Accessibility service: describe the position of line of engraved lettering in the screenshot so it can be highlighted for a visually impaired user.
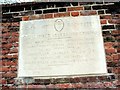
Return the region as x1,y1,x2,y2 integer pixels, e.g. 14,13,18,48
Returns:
21,31,100,38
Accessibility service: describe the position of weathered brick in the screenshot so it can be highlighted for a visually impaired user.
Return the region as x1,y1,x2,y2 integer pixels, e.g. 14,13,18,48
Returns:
117,48,120,53
71,12,79,16
21,85,46,88
11,22,19,27
68,6,83,11
13,43,19,47
2,50,9,55
80,11,97,16
9,37,18,43
103,82,113,88
11,32,19,37
2,39,8,44
10,48,18,53
2,43,13,49
2,23,11,27
2,27,10,32
106,55,113,61
54,12,70,18
10,67,17,71
0,79,7,84
46,84,55,88
115,36,120,41
7,79,15,84
2,33,10,38
44,14,53,19
12,55,18,59
0,55,6,59
112,54,119,60
55,83,73,88
112,67,119,74
100,15,112,19
29,15,44,20
2,72,17,78
71,83,84,88
5,55,13,59
108,19,120,24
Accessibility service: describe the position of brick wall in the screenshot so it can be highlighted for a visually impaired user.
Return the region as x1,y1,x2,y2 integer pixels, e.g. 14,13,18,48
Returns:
1,2,120,89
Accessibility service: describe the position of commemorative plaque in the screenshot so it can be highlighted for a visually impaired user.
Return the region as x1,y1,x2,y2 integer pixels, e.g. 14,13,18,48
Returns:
18,16,107,78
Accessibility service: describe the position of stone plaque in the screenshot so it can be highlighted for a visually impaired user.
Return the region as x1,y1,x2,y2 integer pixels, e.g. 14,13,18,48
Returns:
18,16,107,78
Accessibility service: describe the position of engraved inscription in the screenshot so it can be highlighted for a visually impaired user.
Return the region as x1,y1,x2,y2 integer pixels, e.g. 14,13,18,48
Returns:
54,19,64,32
18,16,107,77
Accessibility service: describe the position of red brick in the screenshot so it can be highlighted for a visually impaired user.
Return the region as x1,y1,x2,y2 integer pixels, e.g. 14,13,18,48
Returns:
54,12,70,18
2,50,9,55
0,55,6,59
13,43,19,47
112,67,119,74
113,80,120,86
108,19,120,24
106,55,113,61
112,54,119,60
117,48,120,53
2,23,11,26
2,86,9,90
44,14,53,19
104,42,113,49
115,36,120,40
2,33,10,38
46,84,55,88
11,32,19,37
0,79,7,84
0,67,9,72
100,19,107,24
2,39,7,44
2,60,10,66
10,67,17,71
12,55,18,59
2,60,17,66
68,6,83,11
5,55,13,59
10,48,18,53
113,42,119,47
11,22,19,27
22,85,46,88
105,48,116,54
80,11,97,16
104,82,113,88
72,83,83,88
29,15,44,20
9,37,18,43
56,84,72,88
0,33,2,38
2,72,17,78
0,61,2,66
2,28,10,33
2,43,13,49
100,15,112,19
7,79,15,84
22,16,29,21
118,53,120,59
71,12,79,16
83,82,105,88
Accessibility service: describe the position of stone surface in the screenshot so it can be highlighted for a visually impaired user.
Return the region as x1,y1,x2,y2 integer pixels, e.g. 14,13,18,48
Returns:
18,16,107,78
